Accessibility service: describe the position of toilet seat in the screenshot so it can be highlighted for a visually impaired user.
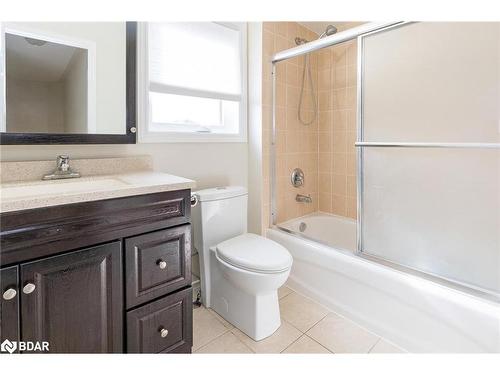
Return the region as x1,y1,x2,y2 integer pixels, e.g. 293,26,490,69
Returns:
215,233,293,274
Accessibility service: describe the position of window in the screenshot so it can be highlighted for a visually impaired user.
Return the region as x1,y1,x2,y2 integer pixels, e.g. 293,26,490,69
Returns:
138,22,247,142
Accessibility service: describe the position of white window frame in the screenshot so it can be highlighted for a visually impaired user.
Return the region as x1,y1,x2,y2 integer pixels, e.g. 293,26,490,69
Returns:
138,22,248,143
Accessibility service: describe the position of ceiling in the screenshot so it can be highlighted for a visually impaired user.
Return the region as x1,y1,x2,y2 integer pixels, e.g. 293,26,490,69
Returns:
6,33,79,82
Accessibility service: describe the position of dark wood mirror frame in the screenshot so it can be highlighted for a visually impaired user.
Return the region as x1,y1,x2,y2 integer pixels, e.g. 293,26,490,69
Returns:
0,22,137,145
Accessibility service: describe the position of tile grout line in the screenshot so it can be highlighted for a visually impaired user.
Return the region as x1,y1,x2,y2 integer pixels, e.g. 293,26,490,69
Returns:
279,333,305,353
367,337,382,354
229,329,258,353
287,285,399,350
306,334,335,354
193,327,231,353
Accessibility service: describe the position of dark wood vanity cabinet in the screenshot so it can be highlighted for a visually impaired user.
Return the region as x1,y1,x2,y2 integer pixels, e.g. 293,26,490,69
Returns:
0,266,20,351
0,189,193,354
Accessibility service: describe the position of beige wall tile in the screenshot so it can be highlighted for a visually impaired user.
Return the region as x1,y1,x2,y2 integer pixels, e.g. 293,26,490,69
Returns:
319,192,332,212
318,110,332,132
346,197,357,219
333,109,347,131
347,175,357,197
263,22,275,33
318,152,332,173
333,44,347,66
332,194,347,216
333,66,347,88
318,69,331,91
275,22,288,38
261,23,357,225
333,175,347,196
346,41,357,66
347,64,357,87
346,153,356,175
287,22,297,40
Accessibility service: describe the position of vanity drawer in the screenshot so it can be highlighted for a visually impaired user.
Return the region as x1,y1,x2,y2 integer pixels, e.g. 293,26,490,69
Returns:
125,225,191,309
126,287,192,353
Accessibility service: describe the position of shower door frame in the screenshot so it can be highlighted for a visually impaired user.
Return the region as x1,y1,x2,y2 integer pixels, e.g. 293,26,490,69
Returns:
355,22,500,301
270,22,403,227
270,21,500,303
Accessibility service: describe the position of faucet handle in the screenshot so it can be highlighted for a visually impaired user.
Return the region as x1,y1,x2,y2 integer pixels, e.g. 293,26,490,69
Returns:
57,155,70,171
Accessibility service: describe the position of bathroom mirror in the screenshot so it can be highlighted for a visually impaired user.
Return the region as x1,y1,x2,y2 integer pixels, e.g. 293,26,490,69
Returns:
0,22,136,144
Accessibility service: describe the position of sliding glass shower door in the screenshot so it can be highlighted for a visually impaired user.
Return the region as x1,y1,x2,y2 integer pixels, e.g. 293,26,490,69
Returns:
358,22,500,295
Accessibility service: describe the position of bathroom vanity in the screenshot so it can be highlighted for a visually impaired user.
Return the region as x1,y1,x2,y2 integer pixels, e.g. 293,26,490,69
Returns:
0,157,195,353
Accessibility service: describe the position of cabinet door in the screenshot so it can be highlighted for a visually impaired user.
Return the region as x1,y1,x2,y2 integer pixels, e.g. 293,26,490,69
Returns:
1,266,20,352
20,242,123,353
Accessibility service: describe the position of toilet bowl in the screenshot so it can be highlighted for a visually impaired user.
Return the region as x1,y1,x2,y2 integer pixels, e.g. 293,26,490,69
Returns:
192,186,293,341
210,233,292,340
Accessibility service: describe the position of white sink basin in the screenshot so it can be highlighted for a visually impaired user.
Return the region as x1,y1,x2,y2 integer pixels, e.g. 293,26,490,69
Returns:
0,177,129,201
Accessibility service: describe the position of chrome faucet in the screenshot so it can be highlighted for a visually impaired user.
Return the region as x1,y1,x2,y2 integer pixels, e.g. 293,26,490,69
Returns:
42,155,81,180
296,194,312,203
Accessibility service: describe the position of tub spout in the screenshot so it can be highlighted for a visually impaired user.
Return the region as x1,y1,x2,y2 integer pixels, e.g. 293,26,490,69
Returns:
296,194,312,203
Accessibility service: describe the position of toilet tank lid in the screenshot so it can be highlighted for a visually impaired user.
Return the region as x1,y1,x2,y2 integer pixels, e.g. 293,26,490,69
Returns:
194,186,248,202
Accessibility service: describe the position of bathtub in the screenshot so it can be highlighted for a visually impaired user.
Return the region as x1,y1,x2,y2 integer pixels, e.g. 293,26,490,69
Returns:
267,213,500,353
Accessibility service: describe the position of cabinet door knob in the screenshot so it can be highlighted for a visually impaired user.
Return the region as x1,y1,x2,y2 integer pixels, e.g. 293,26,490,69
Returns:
2,288,17,300
159,328,169,338
157,260,167,270
22,283,36,294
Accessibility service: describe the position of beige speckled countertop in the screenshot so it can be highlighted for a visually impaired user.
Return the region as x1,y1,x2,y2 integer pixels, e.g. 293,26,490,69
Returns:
0,156,196,213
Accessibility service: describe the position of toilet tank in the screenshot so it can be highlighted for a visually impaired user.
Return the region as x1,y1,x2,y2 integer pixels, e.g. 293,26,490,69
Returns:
192,186,248,256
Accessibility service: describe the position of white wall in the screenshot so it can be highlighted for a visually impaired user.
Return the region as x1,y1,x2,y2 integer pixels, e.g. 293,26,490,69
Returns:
1,22,265,228
6,78,65,133
63,49,88,133
247,22,263,234
4,22,126,134
0,143,248,190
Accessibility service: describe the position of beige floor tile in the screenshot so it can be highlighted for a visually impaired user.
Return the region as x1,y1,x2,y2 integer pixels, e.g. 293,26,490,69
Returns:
278,285,293,299
279,292,330,332
208,308,234,329
369,339,406,353
231,320,302,353
307,313,379,353
282,335,331,354
193,306,230,350
195,332,252,354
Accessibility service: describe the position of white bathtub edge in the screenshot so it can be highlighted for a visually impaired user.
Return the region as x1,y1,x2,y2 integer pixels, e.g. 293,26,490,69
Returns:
268,228,500,353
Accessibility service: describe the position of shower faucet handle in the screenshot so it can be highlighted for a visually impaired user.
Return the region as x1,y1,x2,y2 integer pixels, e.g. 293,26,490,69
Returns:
291,168,305,188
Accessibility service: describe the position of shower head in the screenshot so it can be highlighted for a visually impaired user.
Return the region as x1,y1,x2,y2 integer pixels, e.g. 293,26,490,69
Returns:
319,24,337,38
295,24,338,46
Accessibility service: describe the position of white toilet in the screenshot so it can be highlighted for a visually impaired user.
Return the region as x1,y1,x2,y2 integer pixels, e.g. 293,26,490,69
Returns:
192,186,292,341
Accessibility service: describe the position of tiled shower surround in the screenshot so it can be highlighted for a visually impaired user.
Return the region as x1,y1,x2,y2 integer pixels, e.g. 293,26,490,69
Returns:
262,22,360,232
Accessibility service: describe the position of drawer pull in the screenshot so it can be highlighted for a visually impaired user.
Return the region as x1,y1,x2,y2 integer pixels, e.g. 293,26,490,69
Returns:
22,283,36,294
157,260,167,270
159,327,169,338
2,288,17,300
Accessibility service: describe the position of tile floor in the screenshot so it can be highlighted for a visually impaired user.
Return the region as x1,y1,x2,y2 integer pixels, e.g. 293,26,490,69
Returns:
193,286,406,354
